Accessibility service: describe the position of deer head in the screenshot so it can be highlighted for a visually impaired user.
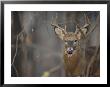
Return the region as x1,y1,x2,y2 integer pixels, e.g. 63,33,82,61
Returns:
51,14,90,57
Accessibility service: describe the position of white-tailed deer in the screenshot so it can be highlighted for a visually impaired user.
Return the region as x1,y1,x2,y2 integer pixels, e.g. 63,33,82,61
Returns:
51,13,99,76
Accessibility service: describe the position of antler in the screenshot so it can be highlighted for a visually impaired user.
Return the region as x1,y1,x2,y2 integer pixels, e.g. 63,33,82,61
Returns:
51,13,91,41
51,14,67,33
75,13,90,39
51,14,67,40
83,13,90,28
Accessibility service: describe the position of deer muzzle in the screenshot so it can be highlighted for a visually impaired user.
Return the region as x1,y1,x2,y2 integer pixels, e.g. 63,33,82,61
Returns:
67,47,74,54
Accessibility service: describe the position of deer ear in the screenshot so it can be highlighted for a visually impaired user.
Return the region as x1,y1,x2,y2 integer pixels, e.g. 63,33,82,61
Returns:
54,28,65,40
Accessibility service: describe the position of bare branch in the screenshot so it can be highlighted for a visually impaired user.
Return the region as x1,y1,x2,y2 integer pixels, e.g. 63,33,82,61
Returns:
86,14,100,37
11,29,24,77
13,64,19,76
11,30,24,66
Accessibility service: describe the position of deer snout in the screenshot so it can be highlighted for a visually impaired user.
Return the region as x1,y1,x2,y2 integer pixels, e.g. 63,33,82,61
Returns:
67,47,74,54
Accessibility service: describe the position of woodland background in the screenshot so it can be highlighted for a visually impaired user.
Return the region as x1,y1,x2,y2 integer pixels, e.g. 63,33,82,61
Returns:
11,11,100,77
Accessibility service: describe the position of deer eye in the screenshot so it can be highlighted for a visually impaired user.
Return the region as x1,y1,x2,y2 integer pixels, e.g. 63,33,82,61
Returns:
73,40,76,45
74,40,77,42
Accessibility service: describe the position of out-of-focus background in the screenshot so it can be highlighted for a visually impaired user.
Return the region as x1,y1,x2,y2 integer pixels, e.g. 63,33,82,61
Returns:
11,11,99,77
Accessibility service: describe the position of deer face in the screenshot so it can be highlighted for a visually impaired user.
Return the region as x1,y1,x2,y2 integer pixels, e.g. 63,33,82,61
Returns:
64,40,78,57
51,13,90,57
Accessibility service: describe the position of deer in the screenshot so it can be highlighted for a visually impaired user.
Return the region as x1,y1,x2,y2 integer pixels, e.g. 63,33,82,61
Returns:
51,13,100,77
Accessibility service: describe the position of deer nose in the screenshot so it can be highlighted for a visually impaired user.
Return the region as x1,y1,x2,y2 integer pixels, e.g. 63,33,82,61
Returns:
67,47,74,54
